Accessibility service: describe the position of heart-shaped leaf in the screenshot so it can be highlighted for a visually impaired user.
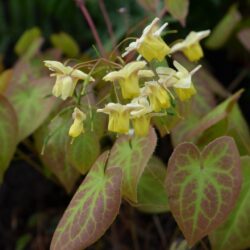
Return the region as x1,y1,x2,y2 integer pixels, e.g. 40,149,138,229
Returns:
165,136,242,246
0,95,18,181
209,156,250,250
135,156,169,213
107,128,157,203
5,58,57,142
50,151,122,250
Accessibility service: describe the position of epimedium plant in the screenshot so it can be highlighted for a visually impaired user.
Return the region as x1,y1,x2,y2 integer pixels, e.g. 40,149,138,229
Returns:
40,18,249,249
0,15,250,250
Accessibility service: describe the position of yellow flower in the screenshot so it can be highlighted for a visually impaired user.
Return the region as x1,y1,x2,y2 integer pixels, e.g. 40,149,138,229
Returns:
69,108,86,138
143,81,171,112
128,97,152,136
122,18,170,62
44,60,95,100
103,61,154,99
157,61,201,101
97,103,138,134
170,30,210,62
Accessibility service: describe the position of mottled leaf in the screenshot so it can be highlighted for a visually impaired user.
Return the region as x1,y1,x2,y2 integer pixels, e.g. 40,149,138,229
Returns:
68,132,100,174
50,32,80,57
50,151,122,250
165,0,189,26
107,128,157,202
0,96,18,182
206,5,241,49
165,136,242,246
135,157,169,213
6,59,56,142
209,156,250,250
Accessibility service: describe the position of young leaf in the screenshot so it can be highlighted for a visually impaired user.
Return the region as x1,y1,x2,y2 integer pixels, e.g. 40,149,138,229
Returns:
107,128,157,203
50,32,80,57
209,156,250,250
206,4,241,49
135,156,169,213
50,151,122,250
14,27,42,56
165,0,189,26
0,95,18,182
165,136,242,246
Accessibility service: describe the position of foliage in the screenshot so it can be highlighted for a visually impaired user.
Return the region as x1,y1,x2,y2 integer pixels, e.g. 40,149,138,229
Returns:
0,0,250,249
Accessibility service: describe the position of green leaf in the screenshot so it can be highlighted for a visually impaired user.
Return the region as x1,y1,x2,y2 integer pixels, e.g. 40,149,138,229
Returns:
50,32,80,57
135,156,169,213
171,83,217,146
0,69,12,94
15,234,32,250
68,132,100,174
226,104,250,155
50,151,122,250
35,112,80,193
209,156,250,250
6,59,56,142
15,27,42,56
206,4,241,49
165,0,189,26
181,90,242,144
165,136,242,246
0,95,18,182
107,128,157,203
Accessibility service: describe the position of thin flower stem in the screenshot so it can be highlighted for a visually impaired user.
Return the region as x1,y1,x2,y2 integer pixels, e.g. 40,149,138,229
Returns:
98,0,116,47
75,0,107,58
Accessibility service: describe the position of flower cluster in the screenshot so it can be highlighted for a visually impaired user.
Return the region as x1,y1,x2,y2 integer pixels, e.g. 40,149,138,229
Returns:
44,17,210,138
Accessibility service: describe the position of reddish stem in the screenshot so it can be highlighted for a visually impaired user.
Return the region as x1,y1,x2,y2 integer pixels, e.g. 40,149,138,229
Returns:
99,0,116,47
75,0,107,58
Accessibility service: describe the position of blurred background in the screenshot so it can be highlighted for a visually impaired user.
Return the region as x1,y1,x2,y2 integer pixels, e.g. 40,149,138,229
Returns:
0,0,249,249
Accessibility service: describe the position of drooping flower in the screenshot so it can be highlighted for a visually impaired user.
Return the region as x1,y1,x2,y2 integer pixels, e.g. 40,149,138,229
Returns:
44,60,95,100
69,107,86,138
122,18,170,62
128,97,152,136
97,103,139,134
142,81,171,112
103,61,154,99
170,30,210,62
157,61,201,101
